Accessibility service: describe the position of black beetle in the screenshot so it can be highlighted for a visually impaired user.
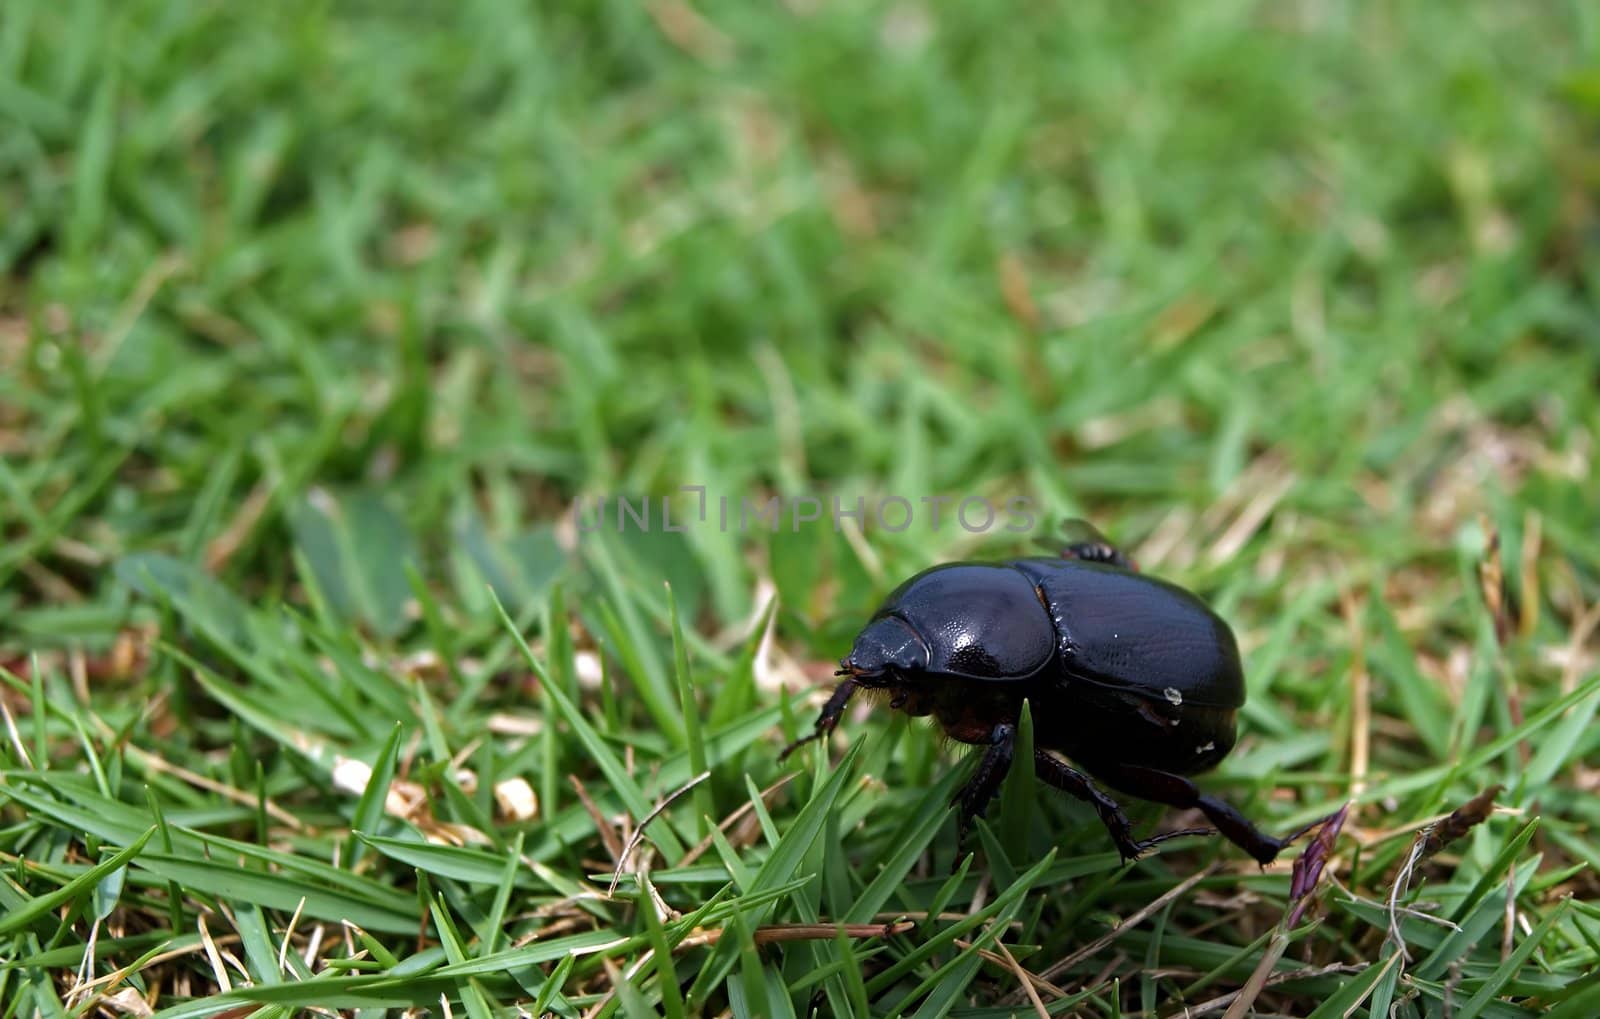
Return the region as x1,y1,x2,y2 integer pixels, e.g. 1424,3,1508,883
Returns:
782,523,1315,864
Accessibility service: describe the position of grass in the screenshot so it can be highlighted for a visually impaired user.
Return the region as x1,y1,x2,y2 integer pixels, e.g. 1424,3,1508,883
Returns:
2,0,1600,1014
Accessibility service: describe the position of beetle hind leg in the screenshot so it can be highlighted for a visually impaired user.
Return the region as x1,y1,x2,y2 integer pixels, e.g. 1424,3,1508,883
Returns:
1060,542,1134,569
1033,751,1209,863
1084,761,1316,866
1054,519,1137,570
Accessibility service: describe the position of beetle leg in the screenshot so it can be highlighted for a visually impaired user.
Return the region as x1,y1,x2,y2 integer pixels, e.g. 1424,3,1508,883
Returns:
1032,751,1205,862
1055,519,1138,571
953,723,1016,848
1060,540,1136,571
1084,762,1316,866
779,679,858,760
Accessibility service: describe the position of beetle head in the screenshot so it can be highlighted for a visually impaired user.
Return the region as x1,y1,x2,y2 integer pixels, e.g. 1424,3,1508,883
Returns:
839,615,929,686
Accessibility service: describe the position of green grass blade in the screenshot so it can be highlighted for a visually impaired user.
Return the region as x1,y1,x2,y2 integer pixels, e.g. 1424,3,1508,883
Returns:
0,827,152,937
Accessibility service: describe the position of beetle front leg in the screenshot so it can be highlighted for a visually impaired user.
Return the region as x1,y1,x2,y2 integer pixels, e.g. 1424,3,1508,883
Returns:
1086,762,1320,866
779,679,858,760
952,723,1016,848
1033,752,1210,863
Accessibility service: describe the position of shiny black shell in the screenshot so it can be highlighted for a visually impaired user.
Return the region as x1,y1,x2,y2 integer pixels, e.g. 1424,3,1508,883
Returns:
873,557,1244,709
1012,558,1244,708
873,564,1056,681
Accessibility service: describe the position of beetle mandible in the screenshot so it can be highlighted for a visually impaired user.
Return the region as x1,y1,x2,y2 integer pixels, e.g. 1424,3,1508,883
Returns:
782,522,1316,864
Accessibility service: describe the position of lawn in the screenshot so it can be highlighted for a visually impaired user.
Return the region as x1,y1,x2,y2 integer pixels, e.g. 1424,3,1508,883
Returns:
2,1,1599,1015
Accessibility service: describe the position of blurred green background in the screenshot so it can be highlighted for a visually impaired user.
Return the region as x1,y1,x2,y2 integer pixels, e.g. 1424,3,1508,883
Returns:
3,1,1600,1015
